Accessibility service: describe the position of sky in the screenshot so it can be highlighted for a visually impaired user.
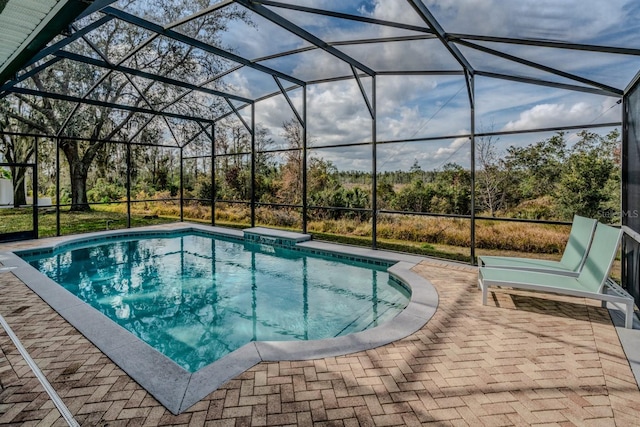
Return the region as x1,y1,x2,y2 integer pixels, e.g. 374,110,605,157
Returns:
25,0,640,172
200,0,640,172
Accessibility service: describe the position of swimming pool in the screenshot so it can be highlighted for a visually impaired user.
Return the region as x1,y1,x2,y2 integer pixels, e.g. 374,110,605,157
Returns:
3,224,438,414
21,231,410,372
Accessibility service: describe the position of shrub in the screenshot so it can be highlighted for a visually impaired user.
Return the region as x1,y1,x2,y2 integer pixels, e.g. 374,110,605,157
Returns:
256,207,300,228
87,178,126,203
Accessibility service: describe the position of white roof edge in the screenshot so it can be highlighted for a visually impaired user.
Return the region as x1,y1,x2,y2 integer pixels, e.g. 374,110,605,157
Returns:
0,0,71,77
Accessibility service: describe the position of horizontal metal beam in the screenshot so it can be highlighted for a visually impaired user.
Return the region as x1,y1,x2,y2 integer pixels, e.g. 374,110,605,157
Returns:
330,34,437,46
0,57,63,94
101,6,305,86
24,15,115,70
379,209,573,226
164,0,234,30
251,34,437,66
376,70,465,76
378,133,471,145
55,50,253,103
9,87,211,123
236,0,376,76
477,71,622,97
0,130,178,147
2,119,620,148
255,0,434,35
448,33,640,57
474,121,621,138
457,40,623,95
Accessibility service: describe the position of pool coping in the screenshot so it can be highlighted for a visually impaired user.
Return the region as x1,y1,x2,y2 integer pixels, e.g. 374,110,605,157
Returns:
0,223,439,414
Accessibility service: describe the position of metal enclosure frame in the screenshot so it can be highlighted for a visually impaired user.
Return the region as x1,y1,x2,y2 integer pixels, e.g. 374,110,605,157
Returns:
0,0,637,304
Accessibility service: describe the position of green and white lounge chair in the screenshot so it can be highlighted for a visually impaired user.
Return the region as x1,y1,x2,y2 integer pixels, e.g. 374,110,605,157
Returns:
478,223,635,329
478,215,597,276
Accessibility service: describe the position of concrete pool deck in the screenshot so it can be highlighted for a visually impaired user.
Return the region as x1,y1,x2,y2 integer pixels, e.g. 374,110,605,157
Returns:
1,223,640,425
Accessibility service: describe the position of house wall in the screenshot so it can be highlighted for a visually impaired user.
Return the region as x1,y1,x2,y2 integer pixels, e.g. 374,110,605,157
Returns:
0,178,12,205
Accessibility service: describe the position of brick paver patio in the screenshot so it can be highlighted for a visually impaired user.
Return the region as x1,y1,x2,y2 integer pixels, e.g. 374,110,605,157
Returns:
1,257,639,426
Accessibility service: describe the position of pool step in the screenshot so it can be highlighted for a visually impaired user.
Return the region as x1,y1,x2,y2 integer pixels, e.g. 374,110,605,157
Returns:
243,227,311,247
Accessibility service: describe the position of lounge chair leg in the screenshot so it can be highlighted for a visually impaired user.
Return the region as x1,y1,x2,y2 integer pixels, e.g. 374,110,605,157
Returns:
478,272,489,305
625,303,634,329
481,284,488,305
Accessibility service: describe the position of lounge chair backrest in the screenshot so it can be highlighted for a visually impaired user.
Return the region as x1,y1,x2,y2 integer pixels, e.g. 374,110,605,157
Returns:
577,223,622,292
559,215,598,271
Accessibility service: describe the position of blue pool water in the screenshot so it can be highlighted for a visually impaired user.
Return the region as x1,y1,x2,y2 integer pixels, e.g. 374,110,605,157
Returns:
21,232,410,372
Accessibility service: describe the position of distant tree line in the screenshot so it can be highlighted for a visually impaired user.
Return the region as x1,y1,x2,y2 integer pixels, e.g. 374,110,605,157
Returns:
201,125,620,224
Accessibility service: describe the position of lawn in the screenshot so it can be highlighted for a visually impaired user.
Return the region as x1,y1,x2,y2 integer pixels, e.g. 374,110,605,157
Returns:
0,206,174,238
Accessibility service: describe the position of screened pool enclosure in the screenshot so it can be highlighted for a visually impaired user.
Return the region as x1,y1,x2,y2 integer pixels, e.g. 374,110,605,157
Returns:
1,0,640,306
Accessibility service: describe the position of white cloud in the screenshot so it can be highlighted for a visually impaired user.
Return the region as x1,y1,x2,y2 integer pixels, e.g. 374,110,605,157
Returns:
253,79,373,147
307,82,372,145
475,76,623,131
376,75,470,140
376,76,439,113
290,50,353,81
433,136,470,160
502,101,621,131
364,1,427,27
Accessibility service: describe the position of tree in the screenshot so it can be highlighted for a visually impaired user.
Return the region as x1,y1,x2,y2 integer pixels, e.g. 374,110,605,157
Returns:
278,119,304,204
554,130,620,222
143,146,178,193
432,163,471,215
211,121,275,202
504,132,567,200
0,100,37,207
308,157,339,195
376,178,395,210
2,1,249,211
475,134,509,216
391,178,435,213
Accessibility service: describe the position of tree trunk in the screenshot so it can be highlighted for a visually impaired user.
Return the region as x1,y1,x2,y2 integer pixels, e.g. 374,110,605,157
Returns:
69,161,91,212
12,166,27,207
60,140,94,212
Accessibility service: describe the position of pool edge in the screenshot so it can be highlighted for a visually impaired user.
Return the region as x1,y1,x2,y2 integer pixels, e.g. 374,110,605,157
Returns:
1,223,440,415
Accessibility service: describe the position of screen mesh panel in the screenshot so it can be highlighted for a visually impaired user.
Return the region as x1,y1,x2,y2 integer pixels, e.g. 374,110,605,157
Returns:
623,81,640,305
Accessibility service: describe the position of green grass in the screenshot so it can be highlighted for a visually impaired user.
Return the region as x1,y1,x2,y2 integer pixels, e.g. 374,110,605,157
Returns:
0,208,36,234
0,207,174,237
